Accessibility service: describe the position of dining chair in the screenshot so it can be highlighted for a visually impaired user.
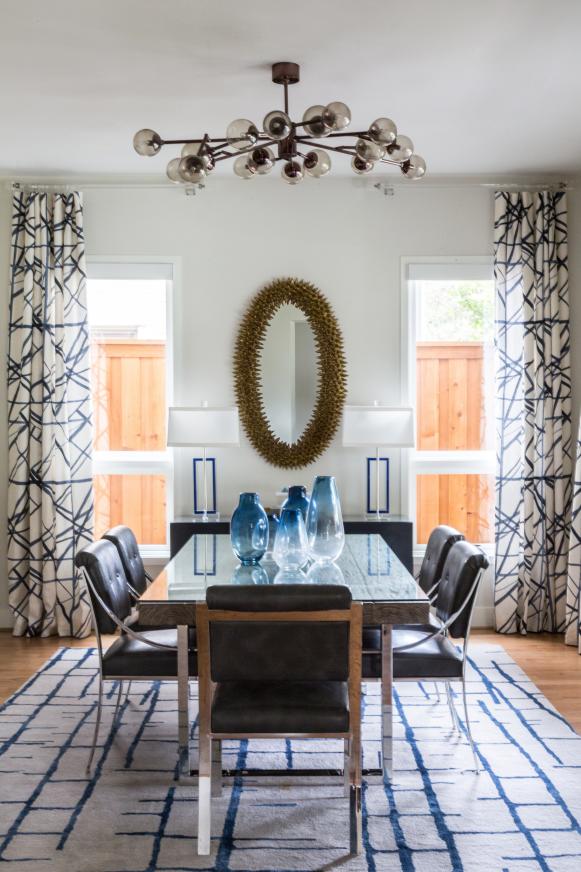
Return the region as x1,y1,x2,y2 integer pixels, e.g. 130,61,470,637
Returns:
362,525,465,686
195,584,363,856
75,540,197,773
417,524,465,602
102,525,152,597
392,539,489,771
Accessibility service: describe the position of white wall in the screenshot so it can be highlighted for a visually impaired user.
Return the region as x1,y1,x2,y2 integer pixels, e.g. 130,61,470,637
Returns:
1,177,579,629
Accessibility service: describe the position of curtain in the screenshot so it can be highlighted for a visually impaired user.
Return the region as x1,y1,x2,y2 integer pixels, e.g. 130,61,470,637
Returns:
494,190,571,634
7,191,94,637
565,417,581,651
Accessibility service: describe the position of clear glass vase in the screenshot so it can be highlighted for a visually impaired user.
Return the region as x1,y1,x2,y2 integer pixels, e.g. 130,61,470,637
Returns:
273,508,309,570
306,475,345,564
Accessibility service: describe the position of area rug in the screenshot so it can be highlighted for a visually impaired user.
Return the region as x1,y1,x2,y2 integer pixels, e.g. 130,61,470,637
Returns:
0,645,580,872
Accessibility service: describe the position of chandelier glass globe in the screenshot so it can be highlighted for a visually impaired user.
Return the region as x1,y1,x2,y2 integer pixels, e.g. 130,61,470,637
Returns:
355,138,385,162
351,155,374,174
263,111,292,140
233,155,257,179
166,158,182,183
133,129,162,156
387,135,414,163
249,147,275,174
226,119,259,150
369,117,397,145
304,149,332,177
302,105,331,137
402,154,427,180
178,155,207,183
281,160,304,184
324,101,351,131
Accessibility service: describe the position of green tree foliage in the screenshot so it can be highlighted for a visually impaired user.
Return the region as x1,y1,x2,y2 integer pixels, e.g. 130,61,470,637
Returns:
418,281,494,342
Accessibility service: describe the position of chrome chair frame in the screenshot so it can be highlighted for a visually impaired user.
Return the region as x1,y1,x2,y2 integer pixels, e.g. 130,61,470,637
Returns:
79,566,181,774
392,565,485,772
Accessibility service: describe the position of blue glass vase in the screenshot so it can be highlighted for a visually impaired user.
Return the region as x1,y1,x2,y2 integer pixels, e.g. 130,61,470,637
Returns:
273,508,309,570
231,492,268,565
306,475,345,564
281,485,310,522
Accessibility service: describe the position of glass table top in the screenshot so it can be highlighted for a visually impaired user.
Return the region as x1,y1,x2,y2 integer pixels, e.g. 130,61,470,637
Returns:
142,534,427,605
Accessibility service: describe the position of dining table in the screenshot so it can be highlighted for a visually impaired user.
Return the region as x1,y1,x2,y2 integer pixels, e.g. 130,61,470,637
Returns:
137,532,430,781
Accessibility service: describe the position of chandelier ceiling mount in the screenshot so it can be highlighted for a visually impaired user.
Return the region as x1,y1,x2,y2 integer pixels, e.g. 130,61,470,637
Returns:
133,62,426,186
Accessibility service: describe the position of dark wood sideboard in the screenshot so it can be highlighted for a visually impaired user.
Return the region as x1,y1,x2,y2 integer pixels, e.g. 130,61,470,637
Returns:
170,514,414,574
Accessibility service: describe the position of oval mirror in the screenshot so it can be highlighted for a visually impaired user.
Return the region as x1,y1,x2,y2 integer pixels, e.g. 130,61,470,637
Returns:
259,304,317,444
234,277,347,469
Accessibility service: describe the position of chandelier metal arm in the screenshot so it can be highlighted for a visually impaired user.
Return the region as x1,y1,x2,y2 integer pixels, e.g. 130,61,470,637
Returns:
211,137,281,162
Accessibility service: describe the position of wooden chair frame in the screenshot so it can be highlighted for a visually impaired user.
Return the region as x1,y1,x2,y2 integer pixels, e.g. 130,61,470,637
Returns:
195,602,363,856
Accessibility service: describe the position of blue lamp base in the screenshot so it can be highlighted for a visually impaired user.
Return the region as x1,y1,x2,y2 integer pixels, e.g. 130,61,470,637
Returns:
366,455,390,519
193,455,220,521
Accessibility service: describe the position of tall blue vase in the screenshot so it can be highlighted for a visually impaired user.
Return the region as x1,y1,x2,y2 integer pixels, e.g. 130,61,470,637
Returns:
305,475,345,564
281,485,310,522
231,492,269,565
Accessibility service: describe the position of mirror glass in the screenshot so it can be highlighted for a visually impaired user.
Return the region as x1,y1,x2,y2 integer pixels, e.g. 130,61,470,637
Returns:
259,304,317,444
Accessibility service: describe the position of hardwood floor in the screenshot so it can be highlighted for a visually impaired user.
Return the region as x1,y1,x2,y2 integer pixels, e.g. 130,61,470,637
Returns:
1,628,580,732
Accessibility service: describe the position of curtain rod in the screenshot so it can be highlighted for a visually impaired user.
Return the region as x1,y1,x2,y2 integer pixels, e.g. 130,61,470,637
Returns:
7,179,572,192
9,181,196,191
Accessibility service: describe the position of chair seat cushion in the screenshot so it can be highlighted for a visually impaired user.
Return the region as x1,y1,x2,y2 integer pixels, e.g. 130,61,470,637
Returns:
103,629,197,678
392,625,463,680
211,680,349,734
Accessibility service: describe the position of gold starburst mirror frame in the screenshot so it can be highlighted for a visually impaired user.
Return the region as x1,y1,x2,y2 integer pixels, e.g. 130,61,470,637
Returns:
233,277,347,469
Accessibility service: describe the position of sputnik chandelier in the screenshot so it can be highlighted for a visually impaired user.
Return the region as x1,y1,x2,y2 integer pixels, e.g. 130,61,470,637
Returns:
132,62,426,185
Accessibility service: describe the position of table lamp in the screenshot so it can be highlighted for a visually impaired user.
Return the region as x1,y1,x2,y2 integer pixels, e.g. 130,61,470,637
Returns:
167,405,239,521
342,405,415,519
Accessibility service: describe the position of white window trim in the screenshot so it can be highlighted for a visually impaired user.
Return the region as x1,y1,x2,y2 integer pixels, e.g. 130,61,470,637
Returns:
400,256,495,552
87,255,181,559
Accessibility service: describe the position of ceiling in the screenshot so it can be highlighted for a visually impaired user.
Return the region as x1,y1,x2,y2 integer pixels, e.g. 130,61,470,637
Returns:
1,0,580,179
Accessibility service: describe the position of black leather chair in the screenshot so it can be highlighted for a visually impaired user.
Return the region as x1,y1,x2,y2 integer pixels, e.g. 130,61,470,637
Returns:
392,540,489,771
75,540,197,773
102,525,151,596
195,584,363,856
362,525,465,680
417,524,465,599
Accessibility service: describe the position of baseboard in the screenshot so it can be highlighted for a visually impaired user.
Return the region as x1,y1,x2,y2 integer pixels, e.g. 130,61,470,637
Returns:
472,604,494,628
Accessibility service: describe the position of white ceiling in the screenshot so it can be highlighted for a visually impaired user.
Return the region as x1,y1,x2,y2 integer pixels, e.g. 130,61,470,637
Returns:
1,0,580,179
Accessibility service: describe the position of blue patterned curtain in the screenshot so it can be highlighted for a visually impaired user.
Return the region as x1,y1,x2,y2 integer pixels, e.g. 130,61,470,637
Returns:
494,191,571,634
566,418,581,651
7,191,94,637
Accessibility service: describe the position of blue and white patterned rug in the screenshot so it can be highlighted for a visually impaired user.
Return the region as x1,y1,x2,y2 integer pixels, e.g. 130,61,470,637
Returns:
0,645,580,871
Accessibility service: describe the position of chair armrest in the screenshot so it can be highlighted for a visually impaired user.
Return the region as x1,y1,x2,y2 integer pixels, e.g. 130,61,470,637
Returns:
393,567,484,653
79,568,178,651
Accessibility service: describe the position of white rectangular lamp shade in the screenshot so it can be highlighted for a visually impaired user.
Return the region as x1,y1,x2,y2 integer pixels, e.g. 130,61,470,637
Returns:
167,407,240,447
342,406,415,447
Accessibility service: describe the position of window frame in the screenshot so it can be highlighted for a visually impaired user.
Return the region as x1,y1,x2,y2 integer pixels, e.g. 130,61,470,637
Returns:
400,256,495,556
86,255,179,558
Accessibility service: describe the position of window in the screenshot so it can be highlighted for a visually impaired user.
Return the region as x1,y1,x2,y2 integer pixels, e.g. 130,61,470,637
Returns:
87,261,173,552
404,259,495,547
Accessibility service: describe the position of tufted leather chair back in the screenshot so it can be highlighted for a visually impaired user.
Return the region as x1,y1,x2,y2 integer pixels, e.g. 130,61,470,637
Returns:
418,525,465,594
102,526,148,595
206,584,352,682
75,540,132,634
435,541,489,639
